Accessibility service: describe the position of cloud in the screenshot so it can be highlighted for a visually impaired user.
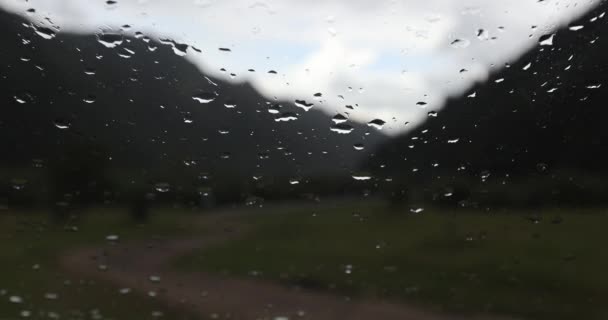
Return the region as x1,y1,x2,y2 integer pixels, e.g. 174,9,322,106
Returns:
0,0,598,135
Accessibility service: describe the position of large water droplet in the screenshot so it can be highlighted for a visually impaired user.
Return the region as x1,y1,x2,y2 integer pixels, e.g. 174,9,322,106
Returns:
294,100,314,111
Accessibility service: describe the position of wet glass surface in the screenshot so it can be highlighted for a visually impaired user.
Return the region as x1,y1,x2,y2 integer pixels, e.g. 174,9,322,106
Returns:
1,1,607,319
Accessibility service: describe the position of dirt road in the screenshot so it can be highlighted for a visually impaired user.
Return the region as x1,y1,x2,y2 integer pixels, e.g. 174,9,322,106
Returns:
60,213,517,320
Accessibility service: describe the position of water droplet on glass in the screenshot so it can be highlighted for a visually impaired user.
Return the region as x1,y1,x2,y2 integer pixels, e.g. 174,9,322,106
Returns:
224,100,237,108
367,119,386,130
154,182,171,193
192,92,218,104
450,38,470,48
34,26,56,40
332,114,348,124
9,296,23,304
476,29,489,40
83,95,96,104
330,124,354,134
294,100,314,111
353,143,365,151
539,33,554,46
97,33,123,48
44,293,58,300
53,119,71,130
275,112,298,122
14,95,27,104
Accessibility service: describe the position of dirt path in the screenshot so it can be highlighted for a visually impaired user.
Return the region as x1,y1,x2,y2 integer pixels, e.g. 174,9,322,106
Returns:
60,213,517,320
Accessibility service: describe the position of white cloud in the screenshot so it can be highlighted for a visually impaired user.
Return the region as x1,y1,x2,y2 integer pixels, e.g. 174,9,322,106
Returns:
0,0,598,135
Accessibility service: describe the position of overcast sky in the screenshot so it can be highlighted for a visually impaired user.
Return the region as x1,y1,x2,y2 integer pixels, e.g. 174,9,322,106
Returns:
0,0,599,134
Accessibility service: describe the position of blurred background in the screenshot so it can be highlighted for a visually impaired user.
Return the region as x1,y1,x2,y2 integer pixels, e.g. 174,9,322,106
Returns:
1,0,608,319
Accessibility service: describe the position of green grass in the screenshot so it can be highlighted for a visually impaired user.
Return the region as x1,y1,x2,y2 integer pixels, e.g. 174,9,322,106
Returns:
175,204,608,320
0,207,203,320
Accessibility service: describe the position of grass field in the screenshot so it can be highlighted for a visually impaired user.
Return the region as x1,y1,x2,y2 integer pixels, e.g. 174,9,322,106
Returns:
0,207,202,320
175,203,608,320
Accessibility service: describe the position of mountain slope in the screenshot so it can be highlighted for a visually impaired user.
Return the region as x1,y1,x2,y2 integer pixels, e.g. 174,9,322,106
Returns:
369,3,608,206
0,8,384,202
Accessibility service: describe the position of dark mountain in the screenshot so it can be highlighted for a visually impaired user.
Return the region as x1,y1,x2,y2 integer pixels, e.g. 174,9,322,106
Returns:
0,8,384,204
369,3,608,206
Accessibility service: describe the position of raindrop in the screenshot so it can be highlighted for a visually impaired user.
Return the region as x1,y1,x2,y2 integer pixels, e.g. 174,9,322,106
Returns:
569,25,584,31
330,124,354,134
11,179,27,191
9,296,23,304
218,47,231,52
170,42,189,56
352,174,372,181
192,92,218,104
44,293,58,300
539,33,554,46
53,119,71,130
294,100,314,111
332,114,348,124
224,100,237,108
536,163,549,173
14,95,27,104
275,112,298,122
106,234,119,241
83,95,96,104
353,143,365,151
97,33,123,48
33,26,56,40
154,182,171,193
450,38,470,48
149,275,161,283
476,29,489,40
367,119,386,130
